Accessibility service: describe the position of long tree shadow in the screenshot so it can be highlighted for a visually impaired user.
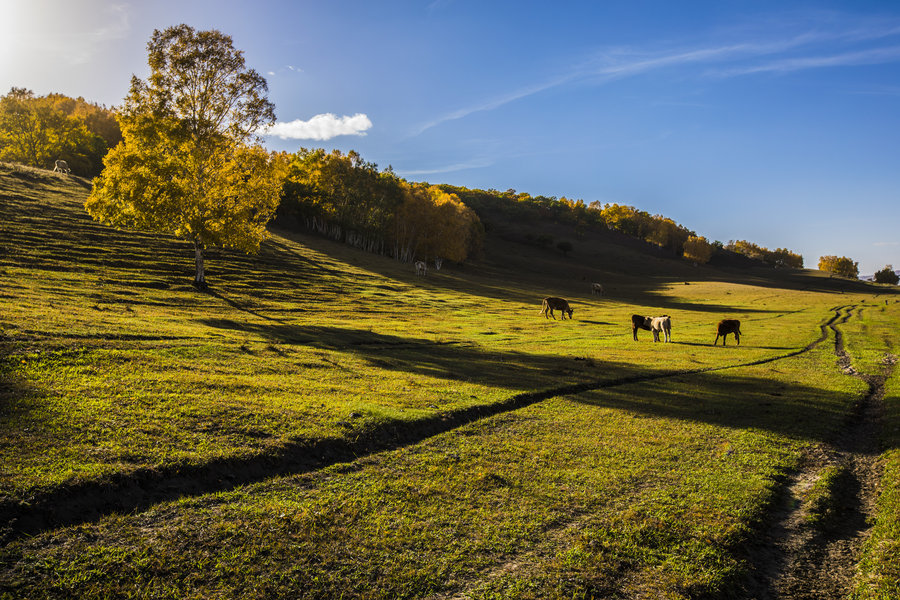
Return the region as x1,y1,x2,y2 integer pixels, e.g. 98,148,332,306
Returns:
4,172,895,549
198,319,608,391
0,316,879,545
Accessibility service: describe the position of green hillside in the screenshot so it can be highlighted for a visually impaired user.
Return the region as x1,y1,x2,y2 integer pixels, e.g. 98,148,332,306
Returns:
1,163,898,599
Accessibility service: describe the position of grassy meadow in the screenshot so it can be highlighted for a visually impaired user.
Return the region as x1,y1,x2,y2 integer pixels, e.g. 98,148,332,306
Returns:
1,163,898,598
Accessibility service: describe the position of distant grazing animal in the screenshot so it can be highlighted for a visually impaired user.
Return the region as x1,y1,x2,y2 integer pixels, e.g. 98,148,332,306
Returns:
651,315,672,342
415,260,427,277
540,297,573,320
591,282,604,296
632,314,653,341
53,159,70,174
714,319,742,346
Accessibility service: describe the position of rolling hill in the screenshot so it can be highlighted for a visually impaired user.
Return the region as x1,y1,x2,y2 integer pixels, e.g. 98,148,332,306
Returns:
0,162,898,599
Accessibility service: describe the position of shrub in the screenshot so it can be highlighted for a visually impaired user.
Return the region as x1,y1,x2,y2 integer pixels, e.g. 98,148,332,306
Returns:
874,265,899,285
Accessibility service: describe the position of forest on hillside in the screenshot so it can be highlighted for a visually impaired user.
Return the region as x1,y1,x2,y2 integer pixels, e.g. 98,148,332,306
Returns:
0,88,121,177
0,86,804,270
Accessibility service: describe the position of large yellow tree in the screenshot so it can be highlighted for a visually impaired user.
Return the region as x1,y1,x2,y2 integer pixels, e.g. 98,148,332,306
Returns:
818,255,859,279
86,25,282,288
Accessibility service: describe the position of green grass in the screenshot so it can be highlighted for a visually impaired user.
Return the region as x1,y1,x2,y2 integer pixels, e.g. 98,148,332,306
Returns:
841,301,900,599
0,351,861,599
802,463,852,528
1,163,897,598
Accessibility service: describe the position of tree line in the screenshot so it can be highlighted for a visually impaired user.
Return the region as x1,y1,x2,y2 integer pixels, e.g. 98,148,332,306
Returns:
433,185,804,268
10,25,893,287
277,148,483,268
0,88,121,177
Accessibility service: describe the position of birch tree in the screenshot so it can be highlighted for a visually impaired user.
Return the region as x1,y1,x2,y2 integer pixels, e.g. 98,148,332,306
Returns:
85,25,280,288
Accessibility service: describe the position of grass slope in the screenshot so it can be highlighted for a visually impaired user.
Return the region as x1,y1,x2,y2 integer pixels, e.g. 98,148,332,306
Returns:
0,163,896,598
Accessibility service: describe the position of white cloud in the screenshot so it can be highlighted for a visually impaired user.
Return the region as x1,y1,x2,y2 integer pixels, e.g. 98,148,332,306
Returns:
266,113,373,141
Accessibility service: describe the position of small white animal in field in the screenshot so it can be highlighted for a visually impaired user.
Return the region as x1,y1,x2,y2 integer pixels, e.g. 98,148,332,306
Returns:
53,159,71,174
415,260,427,277
591,282,604,296
650,315,672,342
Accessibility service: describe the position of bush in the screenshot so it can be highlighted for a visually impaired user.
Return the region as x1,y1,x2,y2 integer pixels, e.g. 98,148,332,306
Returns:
874,265,899,285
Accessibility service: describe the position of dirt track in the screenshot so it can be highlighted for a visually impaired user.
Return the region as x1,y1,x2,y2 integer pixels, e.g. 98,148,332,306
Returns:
743,306,890,599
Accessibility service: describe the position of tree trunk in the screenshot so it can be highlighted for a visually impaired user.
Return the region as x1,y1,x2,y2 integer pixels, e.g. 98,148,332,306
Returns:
193,240,206,288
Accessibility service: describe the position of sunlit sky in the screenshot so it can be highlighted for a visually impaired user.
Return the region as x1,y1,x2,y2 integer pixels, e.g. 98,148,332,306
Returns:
2,0,899,275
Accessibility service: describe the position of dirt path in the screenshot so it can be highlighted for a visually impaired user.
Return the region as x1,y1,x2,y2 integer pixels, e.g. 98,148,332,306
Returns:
425,308,857,600
744,306,890,599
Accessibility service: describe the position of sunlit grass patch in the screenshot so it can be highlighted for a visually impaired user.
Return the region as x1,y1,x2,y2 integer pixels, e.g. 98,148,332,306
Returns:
2,164,897,598
0,344,864,599
848,302,900,599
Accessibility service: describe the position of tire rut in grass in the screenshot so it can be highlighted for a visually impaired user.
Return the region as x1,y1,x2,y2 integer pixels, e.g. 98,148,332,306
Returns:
406,309,853,600
743,305,889,600
0,310,847,545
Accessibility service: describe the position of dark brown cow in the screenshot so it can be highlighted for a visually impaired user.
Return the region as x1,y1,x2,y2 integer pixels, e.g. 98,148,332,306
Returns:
632,314,652,341
540,297,573,320
714,319,741,345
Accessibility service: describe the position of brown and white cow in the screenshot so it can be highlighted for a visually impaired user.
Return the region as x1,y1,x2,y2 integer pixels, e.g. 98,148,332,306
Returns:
591,282,604,296
540,297,573,320
651,315,672,343
714,319,741,345
415,260,427,277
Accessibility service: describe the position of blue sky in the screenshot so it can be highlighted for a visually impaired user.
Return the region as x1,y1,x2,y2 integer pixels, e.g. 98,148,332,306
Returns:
2,0,898,275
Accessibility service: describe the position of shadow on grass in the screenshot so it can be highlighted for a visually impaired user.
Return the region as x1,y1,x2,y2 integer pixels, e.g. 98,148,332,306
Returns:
198,319,605,391
6,170,895,322
567,369,849,442
3,165,894,548
0,312,867,544
670,341,797,350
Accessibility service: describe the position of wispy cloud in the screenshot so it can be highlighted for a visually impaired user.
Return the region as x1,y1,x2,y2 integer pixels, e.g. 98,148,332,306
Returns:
396,158,494,177
412,17,900,136
266,113,373,141
410,74,574,136
266,65,303,78
712,45,900,76
411,39,800,136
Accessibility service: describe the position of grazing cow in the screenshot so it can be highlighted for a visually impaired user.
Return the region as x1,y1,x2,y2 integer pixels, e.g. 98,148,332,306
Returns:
651,315,672,342
714,319,742,346
632,314,653,341
591,282,604,296
53,159,71,174
415,260,427,277
540,297,573,320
